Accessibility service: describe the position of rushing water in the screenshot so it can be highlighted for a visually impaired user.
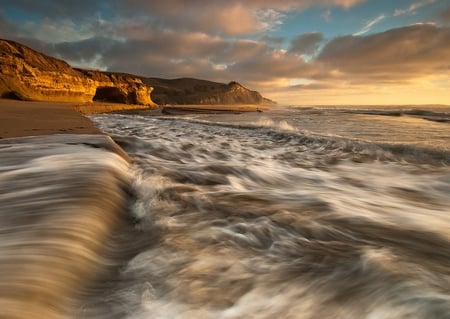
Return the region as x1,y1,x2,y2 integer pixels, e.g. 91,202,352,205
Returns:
83,105,450,319
0,135,132,319
1,106,449,318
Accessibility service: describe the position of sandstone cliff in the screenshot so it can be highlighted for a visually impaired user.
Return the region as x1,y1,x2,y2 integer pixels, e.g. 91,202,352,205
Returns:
0,39,275,107
0,39,155,106
143,77,276,105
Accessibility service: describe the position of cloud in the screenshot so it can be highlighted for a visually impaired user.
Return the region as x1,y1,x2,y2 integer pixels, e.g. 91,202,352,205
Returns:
0,0,363,87
438,5,450,25
259,35,285,47
225,50,315,82
0,11,19,37
321,9,332,22
2,0,365,37
119,0,365,35
394,0,434,17
0,0,110,19
318,24,450,83
51,37,118,70
289,32,324,56
27,26,309,86
4,0,450,105
353,14,386,36
20,18,98,43
33,21,448,93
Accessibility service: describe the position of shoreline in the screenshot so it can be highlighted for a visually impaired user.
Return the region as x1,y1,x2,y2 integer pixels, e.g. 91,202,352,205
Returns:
0,98,268,138
0,99,135,318
0,98,268,318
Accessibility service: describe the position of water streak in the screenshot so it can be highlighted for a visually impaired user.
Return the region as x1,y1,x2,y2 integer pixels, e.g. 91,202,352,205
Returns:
88,109,450,319
0,135,132,319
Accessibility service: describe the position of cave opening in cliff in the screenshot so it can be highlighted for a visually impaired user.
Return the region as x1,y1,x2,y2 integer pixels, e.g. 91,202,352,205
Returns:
93,87,127,103
1,91,22,100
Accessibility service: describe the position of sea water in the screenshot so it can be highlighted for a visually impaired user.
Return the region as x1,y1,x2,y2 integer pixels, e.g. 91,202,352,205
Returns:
82,105,450,319
0,135,132,319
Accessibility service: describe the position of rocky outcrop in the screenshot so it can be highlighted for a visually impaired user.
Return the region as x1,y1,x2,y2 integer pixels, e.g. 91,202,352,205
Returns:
0,39,156,106
143,78,276,105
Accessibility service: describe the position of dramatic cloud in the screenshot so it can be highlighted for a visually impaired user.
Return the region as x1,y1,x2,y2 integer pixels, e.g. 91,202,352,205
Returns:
2,0,450,104
0,0,365,85
318,24,450,82
289,32,324,56
1,0,365,37
36,28,309,85
394,0,435,17
118,0,364,35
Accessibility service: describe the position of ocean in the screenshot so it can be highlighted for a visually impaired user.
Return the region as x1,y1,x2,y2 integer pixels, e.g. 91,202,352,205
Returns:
1,105,450,318
87,105,450,318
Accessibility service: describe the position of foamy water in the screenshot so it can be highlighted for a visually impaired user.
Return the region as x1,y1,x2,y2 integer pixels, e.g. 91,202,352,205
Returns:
0,135,131,319
0,107,448,318
85,106,450,319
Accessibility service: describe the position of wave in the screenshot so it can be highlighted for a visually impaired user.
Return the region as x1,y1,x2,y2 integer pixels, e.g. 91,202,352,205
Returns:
86,114,450,318
133,116,450,166
287,105,450,123
340,109,450,123
0,135,136,319
108,128,450,319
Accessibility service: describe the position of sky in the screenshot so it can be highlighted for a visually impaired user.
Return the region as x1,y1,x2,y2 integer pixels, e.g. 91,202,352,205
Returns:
1,0,450,105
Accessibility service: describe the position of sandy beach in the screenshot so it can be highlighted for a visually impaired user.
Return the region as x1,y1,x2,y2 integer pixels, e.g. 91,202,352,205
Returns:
0,99,102,138
0,99,266,138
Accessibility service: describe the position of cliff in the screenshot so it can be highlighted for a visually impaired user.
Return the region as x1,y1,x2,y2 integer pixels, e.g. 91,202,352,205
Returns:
0,39,275,107
0,39,155,106
143,77,276,105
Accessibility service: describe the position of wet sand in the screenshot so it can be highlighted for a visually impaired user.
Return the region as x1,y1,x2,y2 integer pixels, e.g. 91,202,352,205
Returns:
0,99,102,138
0,99,265,138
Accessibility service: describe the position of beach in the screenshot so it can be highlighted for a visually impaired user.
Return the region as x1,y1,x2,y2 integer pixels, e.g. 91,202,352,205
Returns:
0,99,102,138
1,100,449,319
0,99,270,318
2,1,450,317
0,99,264,139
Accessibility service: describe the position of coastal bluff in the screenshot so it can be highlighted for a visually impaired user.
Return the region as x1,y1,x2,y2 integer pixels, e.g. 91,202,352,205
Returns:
144,77,276,105
0,38,275,107
0,39,155,106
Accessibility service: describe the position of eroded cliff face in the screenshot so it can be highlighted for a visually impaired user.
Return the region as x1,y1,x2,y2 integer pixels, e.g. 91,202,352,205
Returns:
0,39,155,106
0,39,274,107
